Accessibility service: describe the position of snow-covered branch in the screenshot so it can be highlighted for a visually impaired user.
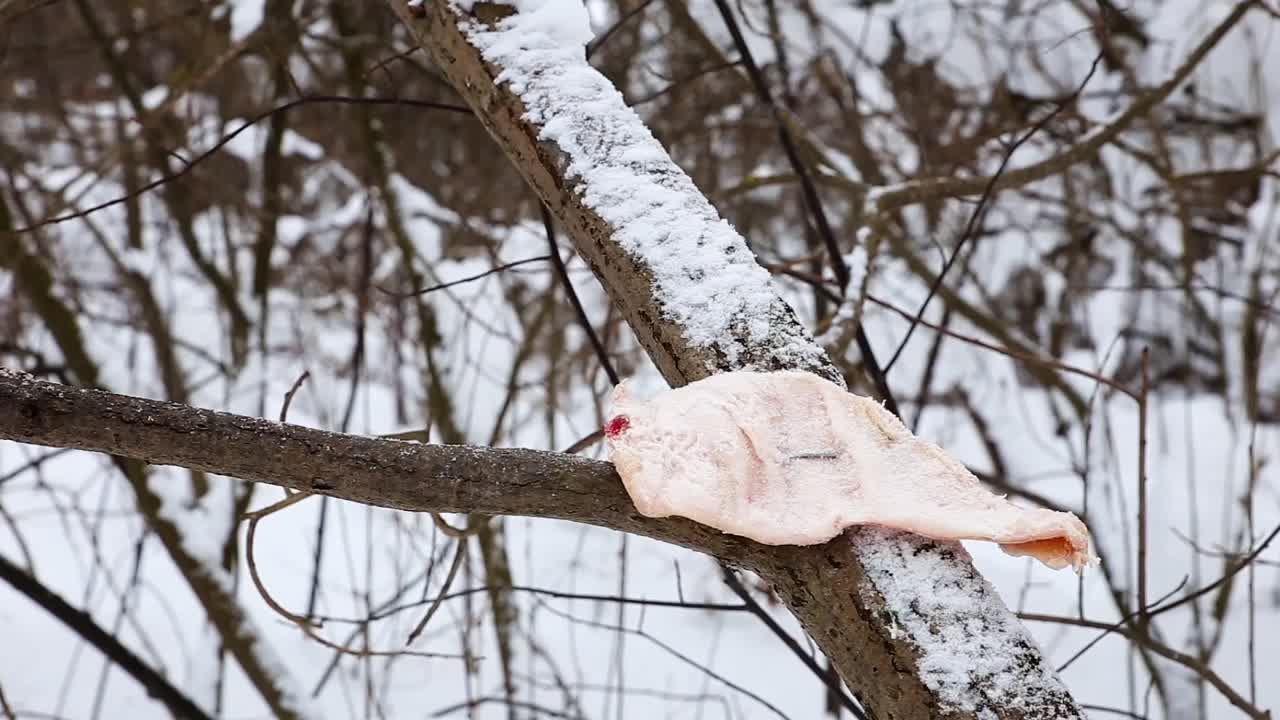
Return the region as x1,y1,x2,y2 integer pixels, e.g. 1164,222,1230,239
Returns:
386,2,1086,718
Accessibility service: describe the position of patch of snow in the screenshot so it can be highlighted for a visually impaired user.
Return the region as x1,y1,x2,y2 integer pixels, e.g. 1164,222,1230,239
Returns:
842,244,868,297
857,527,1082,719
863,185,885,214
457,0,595,46
815,299,855,347
121,244,161,277
141,86,168,111
816,245,872,346
188,625,223,711
238,612,327,720
282,129,324,160
151,474,237,581
220,117,267,161
229,0,266,43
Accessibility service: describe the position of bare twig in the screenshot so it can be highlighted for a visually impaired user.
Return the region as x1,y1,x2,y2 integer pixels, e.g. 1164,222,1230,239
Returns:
710,0,899,417
1137,348,1151,629
11,95,470,233
542,205,619,385
379,255,552,298
242,490,465,661
279,371,311,423
585,0,656,59
721,568,865,719
406,536,468,645
0,679,16,720
883,50,1106,372
0,552,215,720
1020,611,1271,719
864,0,1258,214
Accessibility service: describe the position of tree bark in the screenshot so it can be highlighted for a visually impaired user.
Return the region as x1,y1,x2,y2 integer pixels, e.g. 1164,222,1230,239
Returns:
0,369,747,555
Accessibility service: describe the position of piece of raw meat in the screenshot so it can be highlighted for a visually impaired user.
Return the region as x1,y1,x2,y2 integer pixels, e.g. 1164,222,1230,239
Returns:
605,370,1092,572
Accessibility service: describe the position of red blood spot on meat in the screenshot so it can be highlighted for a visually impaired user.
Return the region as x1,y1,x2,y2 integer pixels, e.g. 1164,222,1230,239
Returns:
605,415,630,438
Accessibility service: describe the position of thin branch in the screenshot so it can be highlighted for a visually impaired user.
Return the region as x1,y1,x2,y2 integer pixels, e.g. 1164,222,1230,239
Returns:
407,535,467,645
1150,522,1280,619
882,50,1106,373
379,255,552,298
1137,348,1151,629
535,600,794,720
865,0,1258,214
0,552,214,720
279,371,310,424
11,95,470,233
1020,612,1270,719
241,491,465,661
560,428,603,454
432,696,582,719
772,264,1136,399
710,0,899,417
0,680,13,720
542,205,619,385
585,0,656,59
0,368,760,558
721,568,865,719
314,584,749,626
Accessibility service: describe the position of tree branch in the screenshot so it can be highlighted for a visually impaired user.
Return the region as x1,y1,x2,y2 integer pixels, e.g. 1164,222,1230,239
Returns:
0,369,756,559
380,3,1084,718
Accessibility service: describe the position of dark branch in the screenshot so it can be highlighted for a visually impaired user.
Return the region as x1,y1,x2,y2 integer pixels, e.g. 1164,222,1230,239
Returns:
11,95,470,233
0,552,214,720
0,369,765,562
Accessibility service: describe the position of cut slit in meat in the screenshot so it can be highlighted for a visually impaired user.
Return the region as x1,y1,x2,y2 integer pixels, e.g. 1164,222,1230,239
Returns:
605,370,1094,572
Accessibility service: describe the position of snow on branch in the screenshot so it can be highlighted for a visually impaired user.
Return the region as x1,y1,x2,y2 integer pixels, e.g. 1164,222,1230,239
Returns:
398,0,833,385
459,2,828,374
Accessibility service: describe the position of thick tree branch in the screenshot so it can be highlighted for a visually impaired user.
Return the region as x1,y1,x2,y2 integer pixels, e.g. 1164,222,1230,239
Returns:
0,369,754,558
380,3,1083,719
